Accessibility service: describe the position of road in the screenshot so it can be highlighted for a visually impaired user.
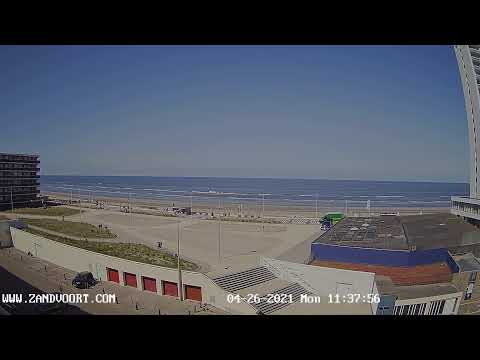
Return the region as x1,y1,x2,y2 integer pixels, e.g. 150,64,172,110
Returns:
0,264,87,315
0,248,225,315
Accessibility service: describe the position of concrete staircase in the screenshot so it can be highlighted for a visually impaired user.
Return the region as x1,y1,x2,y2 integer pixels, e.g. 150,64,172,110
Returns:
212,266,312,314
213,266,276,293
251,283,314,314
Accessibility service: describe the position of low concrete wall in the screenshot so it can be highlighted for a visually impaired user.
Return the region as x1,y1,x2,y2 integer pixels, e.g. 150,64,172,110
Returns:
10,228,256,315
259,256,378,314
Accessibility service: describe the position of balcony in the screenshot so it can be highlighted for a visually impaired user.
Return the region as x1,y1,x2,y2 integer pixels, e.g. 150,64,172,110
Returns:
0,175,40,179
470,47,480,57
0,165,40,171
0,156,39,163
0,180,39,186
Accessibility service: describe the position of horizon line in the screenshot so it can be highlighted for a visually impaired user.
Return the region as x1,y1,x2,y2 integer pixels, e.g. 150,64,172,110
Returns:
40,174,469,185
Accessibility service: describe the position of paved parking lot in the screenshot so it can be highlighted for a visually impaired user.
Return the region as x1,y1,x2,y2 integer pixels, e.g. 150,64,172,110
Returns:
0,248,226,315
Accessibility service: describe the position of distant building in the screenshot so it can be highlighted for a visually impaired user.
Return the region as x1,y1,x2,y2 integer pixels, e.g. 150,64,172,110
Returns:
0,152,40,210
451,45,480,225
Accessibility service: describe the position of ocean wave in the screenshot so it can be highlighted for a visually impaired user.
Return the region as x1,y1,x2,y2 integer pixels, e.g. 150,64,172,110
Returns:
375,195,404,198
408,200,450,204
229,197,263,201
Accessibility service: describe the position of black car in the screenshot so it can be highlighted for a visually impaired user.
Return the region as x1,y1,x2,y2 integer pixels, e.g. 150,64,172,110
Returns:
72,271,96,289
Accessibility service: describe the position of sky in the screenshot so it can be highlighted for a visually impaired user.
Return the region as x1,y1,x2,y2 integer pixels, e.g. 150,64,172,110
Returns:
0,45,469,182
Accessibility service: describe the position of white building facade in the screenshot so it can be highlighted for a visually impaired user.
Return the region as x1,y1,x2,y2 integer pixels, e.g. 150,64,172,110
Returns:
451,45,480,224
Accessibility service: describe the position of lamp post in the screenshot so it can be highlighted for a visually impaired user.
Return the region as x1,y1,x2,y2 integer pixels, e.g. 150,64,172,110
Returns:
79,190,83,223
128,192,133,225
315,193,318,219
218,198,221,263
190,190,193,213
177,221,183,301
10,186,13,213
257,193,271,231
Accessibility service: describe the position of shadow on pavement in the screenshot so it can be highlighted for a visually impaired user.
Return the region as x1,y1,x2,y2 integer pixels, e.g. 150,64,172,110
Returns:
0,265,90,315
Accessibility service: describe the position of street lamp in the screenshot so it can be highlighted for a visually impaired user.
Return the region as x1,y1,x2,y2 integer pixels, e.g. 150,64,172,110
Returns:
259,193,269,232
128,192,133,225
262,194,265,232
190,190,193,213
218,198,221,263
10,186,13,213
177,221,183,301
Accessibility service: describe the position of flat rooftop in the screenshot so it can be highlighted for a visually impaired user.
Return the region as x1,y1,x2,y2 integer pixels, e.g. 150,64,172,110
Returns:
454,253,480,272
313,213,480,253
313,215,408,250
400,213,480,250
375,275,461,300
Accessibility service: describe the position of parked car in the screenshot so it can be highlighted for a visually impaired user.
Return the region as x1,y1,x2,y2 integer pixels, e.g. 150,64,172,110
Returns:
72,271,96,289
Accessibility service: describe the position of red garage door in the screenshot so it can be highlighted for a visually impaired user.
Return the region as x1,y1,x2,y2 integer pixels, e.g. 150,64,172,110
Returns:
142,276,157,293
107,268,119,283
162,281,178,297
185,285,202,302
124,272,137,288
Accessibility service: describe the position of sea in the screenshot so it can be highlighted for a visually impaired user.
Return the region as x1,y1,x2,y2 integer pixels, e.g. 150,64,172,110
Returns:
39,176,468,209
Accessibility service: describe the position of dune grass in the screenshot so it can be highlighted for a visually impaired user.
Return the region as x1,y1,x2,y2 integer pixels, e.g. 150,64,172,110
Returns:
9,206,82,217
24,227,198,271
22,218,116,239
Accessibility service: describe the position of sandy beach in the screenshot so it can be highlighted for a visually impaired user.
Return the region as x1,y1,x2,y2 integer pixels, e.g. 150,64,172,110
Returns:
42,191,450,218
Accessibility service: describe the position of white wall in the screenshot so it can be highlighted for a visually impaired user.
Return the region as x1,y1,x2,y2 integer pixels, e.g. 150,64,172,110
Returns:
10,228,256,315
394,292,463,315
259,257,378,314
454,45,480,198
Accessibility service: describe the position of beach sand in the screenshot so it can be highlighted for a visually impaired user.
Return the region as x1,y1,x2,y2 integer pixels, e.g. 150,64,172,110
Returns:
43,191,450,218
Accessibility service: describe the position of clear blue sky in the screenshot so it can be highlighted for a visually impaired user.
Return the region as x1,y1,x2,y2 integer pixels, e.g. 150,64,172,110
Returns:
0,45,469,182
